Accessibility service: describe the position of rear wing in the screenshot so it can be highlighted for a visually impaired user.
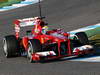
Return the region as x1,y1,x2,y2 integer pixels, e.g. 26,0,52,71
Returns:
14,17,36,38
14,17,45,38
14,17,36,27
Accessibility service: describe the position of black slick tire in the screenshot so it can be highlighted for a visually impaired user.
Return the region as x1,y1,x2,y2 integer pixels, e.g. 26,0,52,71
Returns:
3,35,19,58
75,32,89,45
27,39,42,63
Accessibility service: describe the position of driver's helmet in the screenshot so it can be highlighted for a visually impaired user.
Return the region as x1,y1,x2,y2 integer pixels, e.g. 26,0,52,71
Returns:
34,17,45,27
42,26,49,34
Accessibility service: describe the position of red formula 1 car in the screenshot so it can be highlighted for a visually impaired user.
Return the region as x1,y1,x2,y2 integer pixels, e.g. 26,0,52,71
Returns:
3,17,93,62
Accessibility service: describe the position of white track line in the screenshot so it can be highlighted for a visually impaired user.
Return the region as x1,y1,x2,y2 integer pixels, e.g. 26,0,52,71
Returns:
70,23,100,34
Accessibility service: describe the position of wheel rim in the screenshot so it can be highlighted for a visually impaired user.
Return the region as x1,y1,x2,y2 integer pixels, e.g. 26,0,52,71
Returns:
3,38,8,57
73,35,78,40
27,41,33,62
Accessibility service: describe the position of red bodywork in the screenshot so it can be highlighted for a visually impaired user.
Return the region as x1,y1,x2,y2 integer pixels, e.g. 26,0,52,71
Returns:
14,17,93,61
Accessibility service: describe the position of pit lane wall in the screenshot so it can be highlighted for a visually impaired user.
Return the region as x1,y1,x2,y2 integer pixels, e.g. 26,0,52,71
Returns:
0,0,21,8
70,23,100,39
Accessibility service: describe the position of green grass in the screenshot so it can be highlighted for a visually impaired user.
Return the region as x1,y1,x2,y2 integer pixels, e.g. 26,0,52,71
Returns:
89,35,100,55
89,34,100,46
85,27,100,38
0,0,8,3
84,26,100,46
0,2,5,5
0,0,21,8
89,35,100,40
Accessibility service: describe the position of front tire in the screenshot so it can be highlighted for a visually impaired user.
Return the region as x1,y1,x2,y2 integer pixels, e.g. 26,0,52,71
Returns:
74,32,89,45
27,39,42,62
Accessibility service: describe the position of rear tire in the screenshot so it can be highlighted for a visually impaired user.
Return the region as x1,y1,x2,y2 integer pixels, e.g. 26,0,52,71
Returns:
74,32,89,45
27,39,42,62
3,35,20,58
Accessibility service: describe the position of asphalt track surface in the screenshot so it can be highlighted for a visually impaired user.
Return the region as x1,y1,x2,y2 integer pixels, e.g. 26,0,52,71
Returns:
0,0,100,75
